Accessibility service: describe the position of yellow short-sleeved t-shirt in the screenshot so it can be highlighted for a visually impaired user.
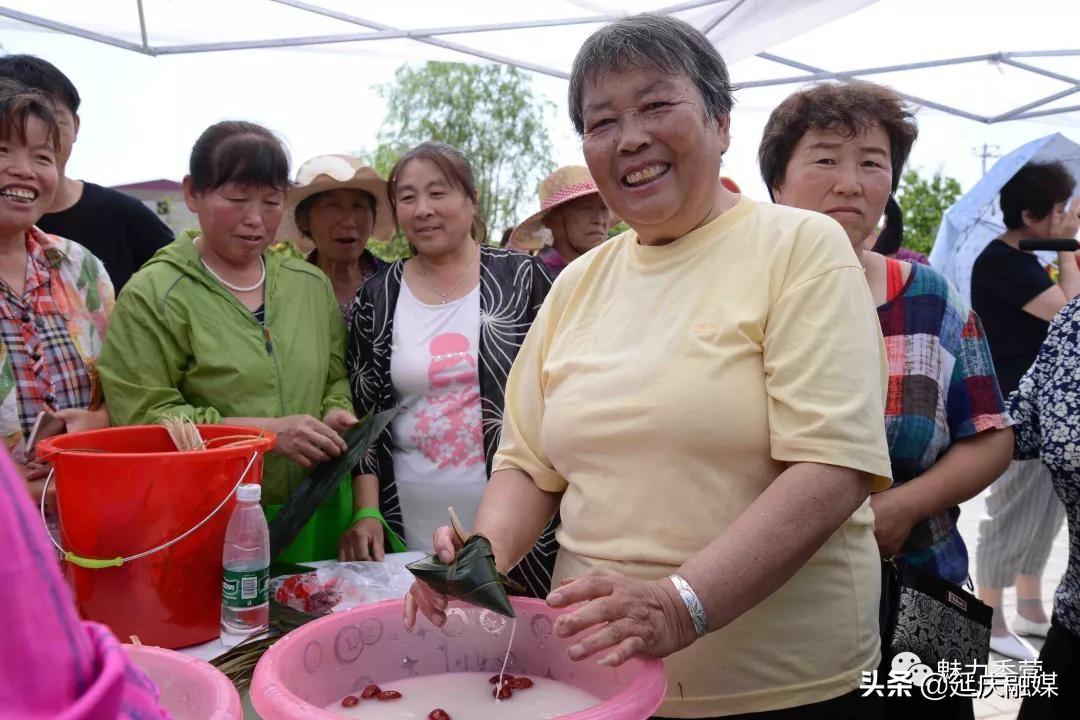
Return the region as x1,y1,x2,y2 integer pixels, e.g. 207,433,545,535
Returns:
495,197,892,717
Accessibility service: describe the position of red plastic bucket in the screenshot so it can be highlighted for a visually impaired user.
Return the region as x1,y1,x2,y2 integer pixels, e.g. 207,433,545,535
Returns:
36,425,275,649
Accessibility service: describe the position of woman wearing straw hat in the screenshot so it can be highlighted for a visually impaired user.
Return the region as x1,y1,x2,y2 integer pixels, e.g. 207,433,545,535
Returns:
279,155,392,324
511,165,613,277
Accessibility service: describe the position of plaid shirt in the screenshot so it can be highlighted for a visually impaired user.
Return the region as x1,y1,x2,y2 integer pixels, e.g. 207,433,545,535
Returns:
878,260,1011,584
0,227,113,463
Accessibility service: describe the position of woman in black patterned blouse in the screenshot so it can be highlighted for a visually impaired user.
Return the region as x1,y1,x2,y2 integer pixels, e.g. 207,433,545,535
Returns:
345,142,558,598
1009,288,1080,719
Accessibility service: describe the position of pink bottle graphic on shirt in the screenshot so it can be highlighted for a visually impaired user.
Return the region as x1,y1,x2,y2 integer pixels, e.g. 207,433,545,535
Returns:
412,332,484,468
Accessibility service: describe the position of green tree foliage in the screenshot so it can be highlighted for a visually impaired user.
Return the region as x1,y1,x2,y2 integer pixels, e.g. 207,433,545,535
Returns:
363,62,556,261
895,169,963,256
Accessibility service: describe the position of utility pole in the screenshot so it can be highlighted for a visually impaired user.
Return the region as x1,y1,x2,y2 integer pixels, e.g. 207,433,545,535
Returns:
974,143,1000,175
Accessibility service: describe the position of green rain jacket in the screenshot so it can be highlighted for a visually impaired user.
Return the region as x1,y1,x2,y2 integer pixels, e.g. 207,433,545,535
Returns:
99,233,354,562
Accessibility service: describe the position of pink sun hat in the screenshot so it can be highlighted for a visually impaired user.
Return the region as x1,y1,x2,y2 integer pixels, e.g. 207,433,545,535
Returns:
511,165,611,250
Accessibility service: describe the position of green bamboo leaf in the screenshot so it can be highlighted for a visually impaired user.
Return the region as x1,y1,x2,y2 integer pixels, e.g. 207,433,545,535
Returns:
407,534,522,618
268,407,400,558
209,598,321,691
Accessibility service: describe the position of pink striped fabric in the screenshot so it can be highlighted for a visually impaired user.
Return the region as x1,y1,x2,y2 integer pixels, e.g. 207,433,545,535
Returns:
540,181,598,210
0,447,170,719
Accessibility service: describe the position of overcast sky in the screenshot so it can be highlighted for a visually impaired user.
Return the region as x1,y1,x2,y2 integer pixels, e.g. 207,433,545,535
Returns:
3,0,1077,209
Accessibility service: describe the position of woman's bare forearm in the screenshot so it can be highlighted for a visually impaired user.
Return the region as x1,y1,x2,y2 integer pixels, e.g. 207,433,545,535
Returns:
886,427,1012,525
473,468,562,574
679,462,873,632
354,473,380,511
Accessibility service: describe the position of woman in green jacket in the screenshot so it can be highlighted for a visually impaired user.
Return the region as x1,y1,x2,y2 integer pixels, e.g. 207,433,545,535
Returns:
99,121,357,562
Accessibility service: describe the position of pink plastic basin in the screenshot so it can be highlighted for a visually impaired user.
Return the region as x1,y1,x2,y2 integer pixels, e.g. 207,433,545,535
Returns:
251,597,667,719
124,644,242,720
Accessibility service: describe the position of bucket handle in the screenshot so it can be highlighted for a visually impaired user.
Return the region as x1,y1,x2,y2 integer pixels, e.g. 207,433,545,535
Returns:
40,451,260,569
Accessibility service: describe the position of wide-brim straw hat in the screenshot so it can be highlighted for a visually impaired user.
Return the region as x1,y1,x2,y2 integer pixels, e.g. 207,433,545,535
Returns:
280,154,394,245
510,165,607,251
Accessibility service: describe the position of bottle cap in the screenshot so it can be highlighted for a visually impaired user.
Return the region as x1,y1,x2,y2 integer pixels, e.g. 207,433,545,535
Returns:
236,483,261,503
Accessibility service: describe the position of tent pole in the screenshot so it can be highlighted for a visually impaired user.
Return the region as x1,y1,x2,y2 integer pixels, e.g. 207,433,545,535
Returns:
264,0,570,77
990,86,1080,123
749,52,1000,86
703,0,748,35
751,53,991,123
268,0,618,38
0,7,149,54
1012,104,1080,121
136,0,149,52
997,58,1079,86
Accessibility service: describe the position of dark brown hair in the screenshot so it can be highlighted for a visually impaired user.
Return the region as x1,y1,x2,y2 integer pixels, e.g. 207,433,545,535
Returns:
387,142,487,244
1000,161,1076,230
758,80,918,199
0,78,61,155
188,120,289,194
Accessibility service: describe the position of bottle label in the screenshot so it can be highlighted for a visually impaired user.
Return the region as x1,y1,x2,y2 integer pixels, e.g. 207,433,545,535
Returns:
222,567,269,608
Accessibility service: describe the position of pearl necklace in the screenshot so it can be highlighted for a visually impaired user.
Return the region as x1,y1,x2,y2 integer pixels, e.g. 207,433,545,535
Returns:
199,254,266,293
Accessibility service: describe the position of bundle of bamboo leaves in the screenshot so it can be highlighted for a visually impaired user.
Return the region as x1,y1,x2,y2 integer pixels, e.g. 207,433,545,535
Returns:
210,599,317,692
268,408,398,558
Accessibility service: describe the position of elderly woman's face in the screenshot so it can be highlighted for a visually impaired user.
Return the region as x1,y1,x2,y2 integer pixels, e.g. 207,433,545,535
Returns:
393,158,476,256
0,116,58,237
306,188,374,263
580,66,729,243
544,194,612,256
773,125,893,249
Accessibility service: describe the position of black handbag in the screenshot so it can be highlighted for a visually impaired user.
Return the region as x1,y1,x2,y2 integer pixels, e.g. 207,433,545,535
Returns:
879,558,993,669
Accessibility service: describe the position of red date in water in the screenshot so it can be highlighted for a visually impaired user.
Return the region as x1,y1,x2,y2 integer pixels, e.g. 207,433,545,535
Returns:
378,690,402,701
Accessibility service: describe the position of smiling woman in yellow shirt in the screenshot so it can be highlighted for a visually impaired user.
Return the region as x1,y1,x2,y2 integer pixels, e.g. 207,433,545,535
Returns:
405,15,892,720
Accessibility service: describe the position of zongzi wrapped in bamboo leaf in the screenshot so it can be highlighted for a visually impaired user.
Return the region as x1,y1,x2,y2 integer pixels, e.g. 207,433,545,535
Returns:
407,533,522,618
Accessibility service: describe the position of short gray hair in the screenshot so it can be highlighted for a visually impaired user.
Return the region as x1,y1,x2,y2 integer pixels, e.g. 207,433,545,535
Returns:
568,14,734,135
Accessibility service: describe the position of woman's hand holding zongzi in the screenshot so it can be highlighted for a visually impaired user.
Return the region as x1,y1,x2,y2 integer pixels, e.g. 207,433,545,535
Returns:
403,525,463,630
546,576,698,668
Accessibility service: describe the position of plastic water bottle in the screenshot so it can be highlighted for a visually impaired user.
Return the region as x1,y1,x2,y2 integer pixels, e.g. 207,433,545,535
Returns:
220,483,270,647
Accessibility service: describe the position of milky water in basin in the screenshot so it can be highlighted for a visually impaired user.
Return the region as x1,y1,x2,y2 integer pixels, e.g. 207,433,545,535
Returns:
326,672,601,719
250,598,667,720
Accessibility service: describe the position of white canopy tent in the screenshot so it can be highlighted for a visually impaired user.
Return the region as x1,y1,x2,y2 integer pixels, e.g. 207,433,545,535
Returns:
2,0,1078,197
3,0,1079,126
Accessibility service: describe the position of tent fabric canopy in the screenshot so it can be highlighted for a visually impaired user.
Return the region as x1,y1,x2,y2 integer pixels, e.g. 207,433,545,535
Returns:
3,0,1079,126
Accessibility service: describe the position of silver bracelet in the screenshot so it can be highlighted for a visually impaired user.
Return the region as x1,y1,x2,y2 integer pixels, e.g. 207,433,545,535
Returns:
668,573,709,638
